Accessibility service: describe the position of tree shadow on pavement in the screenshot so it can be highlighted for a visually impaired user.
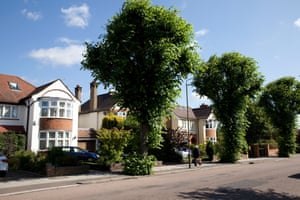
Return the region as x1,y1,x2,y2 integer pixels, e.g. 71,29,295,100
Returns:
289,173,300,179
0,170,44,182
178,187,300,200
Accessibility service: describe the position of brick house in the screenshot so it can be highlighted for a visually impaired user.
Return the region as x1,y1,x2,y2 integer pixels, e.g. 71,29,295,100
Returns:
166,104,218,145
0,74,80,153
193,104,218,144
166,105,198,144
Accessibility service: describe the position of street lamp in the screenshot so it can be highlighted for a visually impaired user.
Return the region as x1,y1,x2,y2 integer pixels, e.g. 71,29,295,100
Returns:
186,79,191,168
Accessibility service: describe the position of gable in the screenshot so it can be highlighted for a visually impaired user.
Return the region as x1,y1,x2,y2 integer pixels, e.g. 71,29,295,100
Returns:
30,79,79,103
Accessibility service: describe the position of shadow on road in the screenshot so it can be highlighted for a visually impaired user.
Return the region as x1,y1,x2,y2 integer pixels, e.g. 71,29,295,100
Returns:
289,173,300,179
178,187,300,200
0,170,44,182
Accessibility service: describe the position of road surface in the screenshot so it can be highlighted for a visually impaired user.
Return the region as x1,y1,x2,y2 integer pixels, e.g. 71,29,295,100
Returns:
1,155,300,200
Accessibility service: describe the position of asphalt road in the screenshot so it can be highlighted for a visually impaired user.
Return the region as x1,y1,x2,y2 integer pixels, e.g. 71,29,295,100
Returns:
1,155,300,200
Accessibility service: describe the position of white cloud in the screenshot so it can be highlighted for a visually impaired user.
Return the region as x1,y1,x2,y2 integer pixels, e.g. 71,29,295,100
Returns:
58,37,80,45
21,9,42,21
294,18,300,28
195,29,208,37
29,44,85,67
61,4,90,28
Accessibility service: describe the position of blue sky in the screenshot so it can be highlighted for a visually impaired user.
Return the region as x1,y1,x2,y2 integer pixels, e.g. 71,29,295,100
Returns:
1,0,300,108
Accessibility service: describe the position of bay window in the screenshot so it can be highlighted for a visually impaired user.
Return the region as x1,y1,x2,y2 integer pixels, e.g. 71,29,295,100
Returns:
39,130,71,150
40,99,72,118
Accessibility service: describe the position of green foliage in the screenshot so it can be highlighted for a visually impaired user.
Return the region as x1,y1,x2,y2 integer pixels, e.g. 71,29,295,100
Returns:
102,112,125,129
97,128,133,166
245,100,274,145
260,77,300,157
123,152,156,175
0,132,25,156
123,115,140,153
149,130,182,163
193,52,264,163
82,0,201,155
47,147,79,167
9,150,47,174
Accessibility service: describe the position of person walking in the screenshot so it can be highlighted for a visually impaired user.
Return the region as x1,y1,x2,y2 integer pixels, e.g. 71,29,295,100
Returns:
192,146,201,166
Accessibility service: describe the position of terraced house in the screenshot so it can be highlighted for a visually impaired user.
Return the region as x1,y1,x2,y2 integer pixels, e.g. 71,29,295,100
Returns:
0,74,80,153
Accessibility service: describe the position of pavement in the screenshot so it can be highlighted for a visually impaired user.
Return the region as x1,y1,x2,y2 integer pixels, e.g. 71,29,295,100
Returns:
0,157,277,195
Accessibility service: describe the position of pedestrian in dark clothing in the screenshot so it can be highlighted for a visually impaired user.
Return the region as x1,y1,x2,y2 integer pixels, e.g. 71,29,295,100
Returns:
206,141,214,162
192,146,201,166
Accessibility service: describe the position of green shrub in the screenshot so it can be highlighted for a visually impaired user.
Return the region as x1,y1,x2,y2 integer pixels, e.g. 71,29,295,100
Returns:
102,112,125,129
0,132,25,156
9,150,47,174
47,147,79,167
97,128,132,167
123,153,156,176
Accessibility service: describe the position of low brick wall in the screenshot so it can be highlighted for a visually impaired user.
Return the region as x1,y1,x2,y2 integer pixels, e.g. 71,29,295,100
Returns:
46,164,90,177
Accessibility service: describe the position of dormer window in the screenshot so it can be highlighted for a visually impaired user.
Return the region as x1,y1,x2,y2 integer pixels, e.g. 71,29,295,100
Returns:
8,82,20,90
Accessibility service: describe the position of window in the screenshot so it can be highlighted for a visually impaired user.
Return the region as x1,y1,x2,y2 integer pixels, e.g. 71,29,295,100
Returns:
206,119,217,129
39,131,71,150
40,99,72,118
8,82,20,90
0,104,18,119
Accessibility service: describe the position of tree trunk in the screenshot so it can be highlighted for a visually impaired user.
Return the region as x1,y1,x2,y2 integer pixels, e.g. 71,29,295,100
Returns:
139,123,149,156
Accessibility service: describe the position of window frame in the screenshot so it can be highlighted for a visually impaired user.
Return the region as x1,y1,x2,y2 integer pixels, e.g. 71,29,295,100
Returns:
40,99,72,119
39,130,71,150
0,104,18,119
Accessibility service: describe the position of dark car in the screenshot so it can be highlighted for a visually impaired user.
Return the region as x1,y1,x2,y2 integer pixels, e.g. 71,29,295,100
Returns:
58,146,99,161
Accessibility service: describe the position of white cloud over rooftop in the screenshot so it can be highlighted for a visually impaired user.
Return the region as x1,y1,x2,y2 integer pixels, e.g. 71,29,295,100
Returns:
61,3,90,29
29,44,85,67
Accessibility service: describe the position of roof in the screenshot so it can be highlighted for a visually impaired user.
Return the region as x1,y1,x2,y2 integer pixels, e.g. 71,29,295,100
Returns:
78,128,97,138
173,105,196,120
0,125,25,134
81,92,118,113
27,80,57,97
0,74,36,104
192,104,212,119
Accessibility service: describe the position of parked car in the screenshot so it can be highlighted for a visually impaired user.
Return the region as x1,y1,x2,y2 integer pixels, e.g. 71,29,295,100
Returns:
0,153,8,177
174,147,191,159
57,146,99,161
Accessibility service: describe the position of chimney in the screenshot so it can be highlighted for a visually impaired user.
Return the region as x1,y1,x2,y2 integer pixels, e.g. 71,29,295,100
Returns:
75,85,82,112
90,81,98,111
75,85,82,101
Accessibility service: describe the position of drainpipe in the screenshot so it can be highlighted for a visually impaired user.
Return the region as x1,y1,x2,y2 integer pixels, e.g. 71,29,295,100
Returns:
25,99,30,151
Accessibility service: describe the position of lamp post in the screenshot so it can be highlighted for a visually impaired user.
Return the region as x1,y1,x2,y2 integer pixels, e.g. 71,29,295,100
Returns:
186,79,191,168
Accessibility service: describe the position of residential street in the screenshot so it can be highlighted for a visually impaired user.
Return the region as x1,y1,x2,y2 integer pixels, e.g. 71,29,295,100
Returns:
1,155,300,200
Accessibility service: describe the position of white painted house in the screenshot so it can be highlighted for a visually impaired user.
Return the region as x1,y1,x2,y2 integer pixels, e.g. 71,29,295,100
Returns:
0,74,80,153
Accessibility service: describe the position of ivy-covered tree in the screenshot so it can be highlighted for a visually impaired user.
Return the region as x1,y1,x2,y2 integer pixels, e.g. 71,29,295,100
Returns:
82,0,200,156
193,52,264,163
259,77,300,157
245,99,274,146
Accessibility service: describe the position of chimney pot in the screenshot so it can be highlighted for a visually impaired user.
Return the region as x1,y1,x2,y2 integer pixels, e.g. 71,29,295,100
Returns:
90,81,98,111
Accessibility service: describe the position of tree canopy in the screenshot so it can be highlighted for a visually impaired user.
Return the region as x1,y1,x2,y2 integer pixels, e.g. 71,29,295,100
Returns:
81,0,200,155
259,77,300,157
193,52,264,162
